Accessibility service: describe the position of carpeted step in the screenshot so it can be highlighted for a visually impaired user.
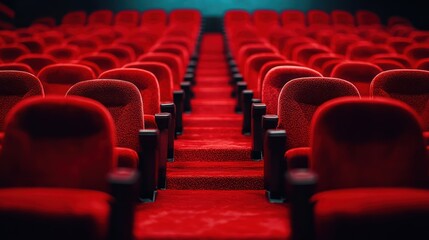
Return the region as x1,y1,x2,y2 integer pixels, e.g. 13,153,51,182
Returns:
195,76,231,86
183,114,242,128
191,99,236,114
167,161,263,190
175,138,251,161
178,127,244,140
134,190,290,240
193,86,233,99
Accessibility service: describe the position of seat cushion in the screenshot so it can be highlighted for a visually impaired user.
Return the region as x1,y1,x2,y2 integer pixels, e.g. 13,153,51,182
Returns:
313,188,429,240
0,188,112,240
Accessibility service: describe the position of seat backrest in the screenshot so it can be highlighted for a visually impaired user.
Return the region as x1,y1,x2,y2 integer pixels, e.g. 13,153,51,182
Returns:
169,9,201,26
224,10,251,27
262,66,322,114
387,37,414,54
88,9,113,26
46,45,80,62
123,61,173,102
141,9,167,27
99,68,160,115
307,10,330,26
80,53,120,73
331,10,355,26
15,54,57,74
355,10,381,26
99,45,136,66
0,63,34,74
61,11,87,26
278,77,360,149
371,59,406,71
0,70,44,130
404,44,429,66
0,96,115,191
67,79,143,152
281,10,306,27
310,97,428,191
0,44,30,63
346,42,393,61
18,38,45,54
371,69,429,130
114,10,140,27
331,61,382,96
244,53,285,94
37,63,96,95
138,52,183,89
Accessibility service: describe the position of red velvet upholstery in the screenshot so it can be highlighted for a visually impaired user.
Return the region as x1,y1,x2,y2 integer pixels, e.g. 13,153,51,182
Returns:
310,97,428,191
99,45,136,66
88,9,113,26
0,70,44,131
99,68,161,115
18,37,44,54
152,43,189,68
307,10,330,26
291,43,331,65
368,53,411,68
80,53,120,73
313,188,429,240
371,69,429,130
281,10,306,30
0,44,30,63
67,38,100,54
141,9,167,27
308,53,343,73
405,44,429,66
15,54,57,74
67,79,144,152
252,10,279,37
331,10,355,27
371,59,406,70
123,61,173,102
262,66,322,114
355,10,381,26
37,63,96,95
224,10,251,27
46,45,80,62
329,33,361,55
0,188,111,240
244,53,285,95
61,11,87,26
114,10,140,27
346,42,393,61
138,52,183,89
415,58,429,71
237,44,276,74
330,61,382,96
0,63,34,74
0,96,116,190
169,9,201,26
278,77,359,150
387,37,413,54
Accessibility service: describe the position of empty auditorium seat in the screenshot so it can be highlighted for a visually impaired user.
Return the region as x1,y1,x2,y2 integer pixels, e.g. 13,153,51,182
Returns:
15,54,57,74
252,10,280,37
280,10,306,32
18,37,45,54
307,9,330,26
308,53,343,73
46,45,80,62
263,77,360,199
99,45,136,66
0,62,34,74
404,43,429,66
355,10,382,27
37,63,96,95
224,9,251,27
114,10,140,27
387,37,414,54
291,43,331,65
79,53,120,73
141,9,167,29
346,41,393,61
371,69,429,132
371,58,406,70
169,9,202,27
415,58,429,70
0,44,30,63
61,10,87,26
0,96,137,240
67,79,161,199
88,9,113,26
331,10,355,28
331,61,382,96
67,37,101,54
369,53,412,68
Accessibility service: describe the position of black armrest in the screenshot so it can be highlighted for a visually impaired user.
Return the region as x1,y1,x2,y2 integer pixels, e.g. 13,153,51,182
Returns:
251,103,266,160
241,90,253,135
286,169,317,240
235,81,247,113
138,129,159,202
155,113,170,190
181,82,192,113
184,72,195,87
160,103,176,162
264,129,287,203
173,90,184,136
231,73,243,97
262,114,279,139
108,169,139,240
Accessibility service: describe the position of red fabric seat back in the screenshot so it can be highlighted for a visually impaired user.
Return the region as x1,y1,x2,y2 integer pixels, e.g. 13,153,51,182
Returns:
371,69,429,130
278,77,359,149
346,42,393,61
123,61,173,102
99,45,136,66
0,96,115,191
67,79,144,152
331,10,355,27
291,43,331,65
369,53,412,68
387,37,413,54
67,38,100,54
252,10,279,37
37,63,96,95
307,10,330,26
281,10,306,28
151,43,189,68
0,44,30,63
262,66,322,114
138,53,183,89
404,44,429,66
310,97,428,191
114,10,140,27
244,53,285,94
141,9,167,27
331,61,382,96
15,54,57,74
0,70,44,130
61,11,87,26
18,38,45,54
308,53,343,73
45,45,80,62
0,63,34,74
88,9,113,26
99,68,160,115
224,10,251,27
80,53,120,73
355,10,381,26
371,59,406,71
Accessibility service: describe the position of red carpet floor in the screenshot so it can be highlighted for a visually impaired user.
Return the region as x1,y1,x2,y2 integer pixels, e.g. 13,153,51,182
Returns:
135,33,290,239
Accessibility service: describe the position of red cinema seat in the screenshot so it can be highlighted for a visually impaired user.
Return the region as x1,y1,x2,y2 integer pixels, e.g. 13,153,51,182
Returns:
88,9,113,26
46,45,80,62
346,41,393,61
331,10,355,30
15,54,57,74
369,54,412,68
18,37,45,54
39,30,64,47
224,10,251,27
141,9,167,29
169,9,202,27
67,37,101,54
387,37,413,54
404,43,429,66
281,10,306,32
252,10,280,37
307,10,330,26
371,59,406,70
291,43,331,65
151,43,189,69
355,10,381,27
415,58,429,71
0,96,137,240
61,11,87,26
0,63,34,74
67,79,161,200
331,61,382,96
99,45,136,66
0,44,30,63
80,53,120,73
138,53,184,89
262,77,360,198
37,63,96,95
114,10,140,27
308,53,343,73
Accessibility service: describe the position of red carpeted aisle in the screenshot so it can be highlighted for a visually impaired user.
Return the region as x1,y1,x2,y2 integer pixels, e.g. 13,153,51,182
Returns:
135,34,290,239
